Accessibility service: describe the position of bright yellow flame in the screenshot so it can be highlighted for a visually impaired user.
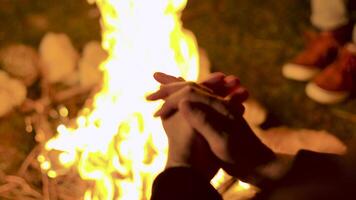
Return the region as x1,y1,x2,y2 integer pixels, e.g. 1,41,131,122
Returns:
59,151,76,167
211,168,232,189
238,180,251,190
37,155,46,163
48,170,57,178
59,106,69,117
41,161,51,171
42,0,201,199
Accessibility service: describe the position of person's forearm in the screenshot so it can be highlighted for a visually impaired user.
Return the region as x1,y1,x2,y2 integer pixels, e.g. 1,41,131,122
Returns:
253,150,345,199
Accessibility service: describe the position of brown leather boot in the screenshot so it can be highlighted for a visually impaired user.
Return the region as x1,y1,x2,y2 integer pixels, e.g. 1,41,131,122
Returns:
306,44,356,104
282,24,353,81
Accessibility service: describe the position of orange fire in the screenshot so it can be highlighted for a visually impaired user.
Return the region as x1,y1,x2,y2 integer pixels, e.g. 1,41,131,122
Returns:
39,0,201,199
37,0,254,199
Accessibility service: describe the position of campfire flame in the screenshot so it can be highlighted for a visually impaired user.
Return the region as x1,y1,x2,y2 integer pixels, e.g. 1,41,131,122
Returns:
39,0,205,199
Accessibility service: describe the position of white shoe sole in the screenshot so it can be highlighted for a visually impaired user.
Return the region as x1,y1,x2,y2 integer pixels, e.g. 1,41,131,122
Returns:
282,63,321,81
305,82,349,104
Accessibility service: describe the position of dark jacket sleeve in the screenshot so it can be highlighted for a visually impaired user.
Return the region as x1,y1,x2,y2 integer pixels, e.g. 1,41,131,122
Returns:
255,150,355,200
151,151,355,200
151,167,222,200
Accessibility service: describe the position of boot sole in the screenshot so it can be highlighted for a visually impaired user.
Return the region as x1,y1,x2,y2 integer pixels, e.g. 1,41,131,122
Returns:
305,82,349,104
282,63,321,81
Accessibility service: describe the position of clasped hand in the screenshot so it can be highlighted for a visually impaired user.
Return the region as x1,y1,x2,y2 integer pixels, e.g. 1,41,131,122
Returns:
147,72,275,180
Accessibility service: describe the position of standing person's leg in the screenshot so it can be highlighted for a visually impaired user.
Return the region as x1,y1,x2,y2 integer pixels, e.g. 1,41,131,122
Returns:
305,23,356,104
311,0,349,31
311,0,354,43
283,0,352,81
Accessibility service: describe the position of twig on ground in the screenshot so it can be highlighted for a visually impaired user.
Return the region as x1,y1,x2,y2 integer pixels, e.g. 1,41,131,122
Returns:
53,85,92,103
332,109,356,123
2,175,42,199
18,145,40,176
42,173,50,200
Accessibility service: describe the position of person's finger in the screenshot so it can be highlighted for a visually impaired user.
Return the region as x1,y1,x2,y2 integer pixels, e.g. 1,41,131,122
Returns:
147,80,215,101
153,72,184,84
224,75,241,87
201,73,244,97
146,81,193,100
220,87,248,116
228,87,249,104
200,73,225,95
200,72,226,86
154,85,229,119
223,75,241,93
215,75,242,97
226,87,249,104
153,72,248,99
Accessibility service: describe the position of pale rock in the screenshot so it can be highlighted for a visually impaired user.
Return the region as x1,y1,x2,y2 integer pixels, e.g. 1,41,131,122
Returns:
0,44,39,86
0,90,13,117
241,98,346,156
62,71,80,86
39,32,79,83
78,41,106,87
0,71,27,117
0,71,9,83
8,79,27,106
255,127,347,155
241,98,346,155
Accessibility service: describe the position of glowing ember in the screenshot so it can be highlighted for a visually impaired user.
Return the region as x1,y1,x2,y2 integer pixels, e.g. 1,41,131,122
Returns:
39,0,201,199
